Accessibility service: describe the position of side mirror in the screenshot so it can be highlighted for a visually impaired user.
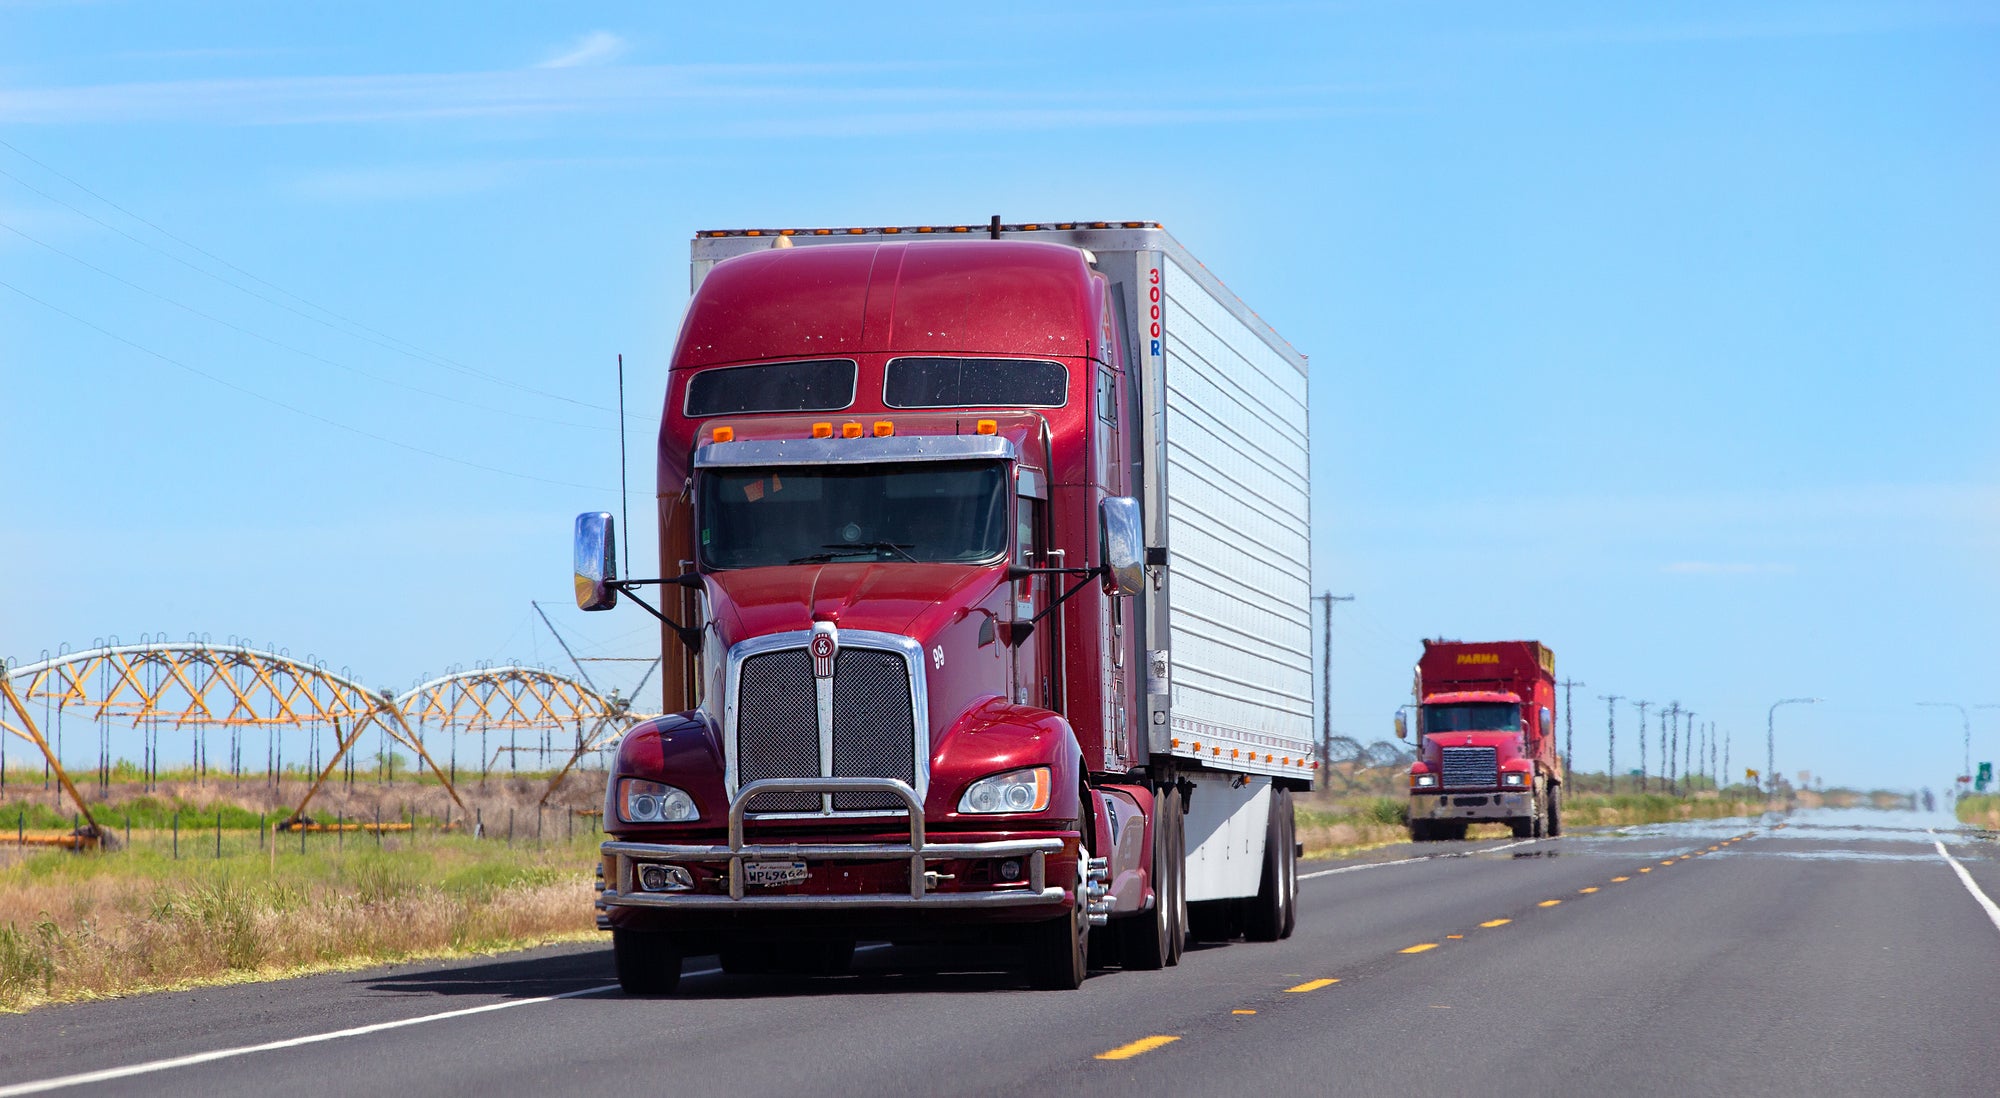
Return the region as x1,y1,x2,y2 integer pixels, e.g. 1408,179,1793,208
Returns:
574,512,618,611
1394,711,1408,741
1098,496,1144,596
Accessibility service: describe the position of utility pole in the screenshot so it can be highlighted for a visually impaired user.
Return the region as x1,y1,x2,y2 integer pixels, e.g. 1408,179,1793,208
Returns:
1666,702,1681,796
1708,720,1717,789
1634,700,1651,792
1683,709,1696,793
1767,698,1818,796
1559,679,1584,780
1659,708,1671,796
1723,728,1730,790
1315,594,1353,767
1599,694,1623,795
1916,702,1971,786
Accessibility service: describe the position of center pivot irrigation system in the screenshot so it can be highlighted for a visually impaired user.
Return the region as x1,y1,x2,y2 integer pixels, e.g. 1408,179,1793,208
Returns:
0,642,653,849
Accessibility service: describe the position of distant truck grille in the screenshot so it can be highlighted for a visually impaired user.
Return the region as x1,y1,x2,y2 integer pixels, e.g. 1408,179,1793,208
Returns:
734,642,921,814
1439,746,1499,788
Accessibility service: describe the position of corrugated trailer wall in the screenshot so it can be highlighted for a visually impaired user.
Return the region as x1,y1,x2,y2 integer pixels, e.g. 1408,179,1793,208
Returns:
1157,256,1314,765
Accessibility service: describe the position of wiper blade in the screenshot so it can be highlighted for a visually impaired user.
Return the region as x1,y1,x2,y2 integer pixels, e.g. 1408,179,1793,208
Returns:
821,541,919,563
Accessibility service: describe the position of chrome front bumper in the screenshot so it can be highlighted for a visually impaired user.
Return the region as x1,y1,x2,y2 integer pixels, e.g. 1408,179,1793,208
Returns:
1411,790,1532,821
597,777,1067,922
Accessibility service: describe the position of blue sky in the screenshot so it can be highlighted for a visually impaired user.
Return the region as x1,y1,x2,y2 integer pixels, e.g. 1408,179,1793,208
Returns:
2,1,1994,790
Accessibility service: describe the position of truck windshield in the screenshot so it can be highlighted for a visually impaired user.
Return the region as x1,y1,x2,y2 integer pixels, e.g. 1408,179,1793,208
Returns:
1424,703,1520,733
698,460,1009,569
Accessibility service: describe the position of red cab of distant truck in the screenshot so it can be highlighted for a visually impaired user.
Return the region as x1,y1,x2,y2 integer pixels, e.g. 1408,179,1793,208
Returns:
1398,639,1562,840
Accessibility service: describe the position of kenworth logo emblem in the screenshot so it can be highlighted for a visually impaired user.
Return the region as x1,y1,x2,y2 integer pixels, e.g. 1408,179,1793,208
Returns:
810,626,837,679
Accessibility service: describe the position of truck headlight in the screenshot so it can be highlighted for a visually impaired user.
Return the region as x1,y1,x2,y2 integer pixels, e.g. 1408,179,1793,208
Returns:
1502,772,1527,788
619,778,700,823
958,766,1051,814
1413,774,1437,788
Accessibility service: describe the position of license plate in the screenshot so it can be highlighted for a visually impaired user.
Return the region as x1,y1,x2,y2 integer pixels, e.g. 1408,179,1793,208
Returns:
743,860,809,886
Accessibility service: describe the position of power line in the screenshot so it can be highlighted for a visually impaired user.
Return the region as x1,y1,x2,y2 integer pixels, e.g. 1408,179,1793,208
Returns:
0,276,614,493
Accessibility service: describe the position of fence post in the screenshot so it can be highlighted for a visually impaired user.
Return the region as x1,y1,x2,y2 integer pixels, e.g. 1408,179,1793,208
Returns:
476,806,483,840
375,804,382,848
125,813,131,849
172,810,179,859
507,808,514,846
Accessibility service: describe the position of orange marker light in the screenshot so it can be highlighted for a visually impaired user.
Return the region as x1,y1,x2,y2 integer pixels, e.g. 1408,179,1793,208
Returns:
842,422,864,439
873,421,894,437
976,419,998,435
812,422,834,439
711,426,735,443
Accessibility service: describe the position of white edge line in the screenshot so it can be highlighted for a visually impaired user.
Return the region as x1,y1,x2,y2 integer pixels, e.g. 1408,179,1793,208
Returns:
0,942,899,1097
1929,828,2000,935
1300,838,1535,880
0,969,706,1098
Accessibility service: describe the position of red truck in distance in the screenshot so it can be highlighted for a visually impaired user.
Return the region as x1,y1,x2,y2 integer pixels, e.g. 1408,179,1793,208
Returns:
574,221,1316,993
1398,639,1563,841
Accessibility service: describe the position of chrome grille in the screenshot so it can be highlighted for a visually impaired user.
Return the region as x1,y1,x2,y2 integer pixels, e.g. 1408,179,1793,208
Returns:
737,649,819,812
1439,746,1499,788
831,649,917,810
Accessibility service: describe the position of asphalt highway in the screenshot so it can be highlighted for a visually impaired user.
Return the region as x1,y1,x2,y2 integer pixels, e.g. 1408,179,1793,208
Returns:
4,807,1996,1097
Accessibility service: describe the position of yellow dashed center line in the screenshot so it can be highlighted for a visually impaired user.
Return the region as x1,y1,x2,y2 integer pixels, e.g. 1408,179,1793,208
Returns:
1538,899,1562,907
1578,887,1598,894
1446,934,1464,939
1480,918,1511,928
1639,867,1652,873
1285,978,1341,992
1400,943,1439,954
1611,876,1630,882
1096,1036,1179,1061
1232,1009,1257,1015
1660,860,1676,865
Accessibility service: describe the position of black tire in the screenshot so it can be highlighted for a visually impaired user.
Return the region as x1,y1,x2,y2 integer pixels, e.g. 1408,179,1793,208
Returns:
1117,785,1178,970
1547,783,1564,837
1166,789,1187,965
612,929,682,995
1409,818,1434,842
1029,851,1089,990
1439,820,1470,841
1246,788,1290,942
1279,791,1298,939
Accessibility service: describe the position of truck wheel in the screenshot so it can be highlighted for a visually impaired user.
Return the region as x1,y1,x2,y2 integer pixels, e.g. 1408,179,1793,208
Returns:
1279,790,1298,939
1029,850,1090,990
612,929,682,995
1547,784,1564,837
1409,819,1434,842
1246,788,1291,942
1167,788,1187,964
1118,785,1179,970
1440,820,1470,841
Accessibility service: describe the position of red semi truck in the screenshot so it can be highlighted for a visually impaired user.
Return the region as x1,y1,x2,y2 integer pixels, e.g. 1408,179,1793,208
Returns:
574,221,1316,992
1398,639,1562,841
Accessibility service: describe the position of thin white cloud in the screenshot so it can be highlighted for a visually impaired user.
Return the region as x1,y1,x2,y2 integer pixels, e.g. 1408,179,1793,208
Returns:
535,31,627,70
292,162,509,202
1662,561,1795,576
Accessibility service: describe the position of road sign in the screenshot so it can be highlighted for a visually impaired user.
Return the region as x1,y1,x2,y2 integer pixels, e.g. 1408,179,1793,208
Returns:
1746,768,1759,781
1978,762,1992,793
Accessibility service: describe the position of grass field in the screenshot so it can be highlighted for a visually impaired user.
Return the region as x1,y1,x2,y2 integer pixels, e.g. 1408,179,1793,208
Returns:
0,769,608,1012
1957,794,1999,830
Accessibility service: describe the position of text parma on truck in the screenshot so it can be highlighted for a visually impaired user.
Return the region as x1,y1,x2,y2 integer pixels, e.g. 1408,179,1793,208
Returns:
1397,639,1563,841
571,220,1316,993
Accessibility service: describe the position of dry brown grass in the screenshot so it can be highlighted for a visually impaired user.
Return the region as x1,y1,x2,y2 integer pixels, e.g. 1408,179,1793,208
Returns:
0,830,599,1012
